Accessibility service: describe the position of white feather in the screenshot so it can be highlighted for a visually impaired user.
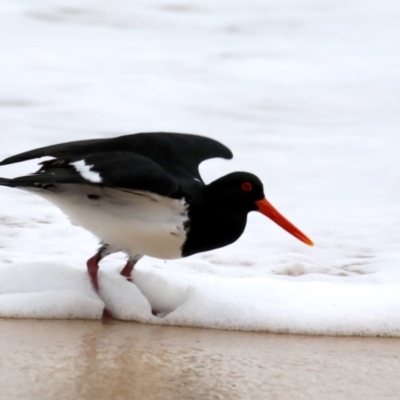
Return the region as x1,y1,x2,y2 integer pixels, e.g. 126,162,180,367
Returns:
31,185,188,259
71,160,102,183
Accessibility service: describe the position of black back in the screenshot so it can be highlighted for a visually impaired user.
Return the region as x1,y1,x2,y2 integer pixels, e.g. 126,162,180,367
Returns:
0,132,233,181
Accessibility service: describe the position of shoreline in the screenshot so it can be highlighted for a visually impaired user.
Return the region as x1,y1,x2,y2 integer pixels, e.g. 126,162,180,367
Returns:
0,318,399,399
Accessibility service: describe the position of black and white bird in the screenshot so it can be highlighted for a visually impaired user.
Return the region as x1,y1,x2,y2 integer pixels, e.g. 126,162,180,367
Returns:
0,132,313,292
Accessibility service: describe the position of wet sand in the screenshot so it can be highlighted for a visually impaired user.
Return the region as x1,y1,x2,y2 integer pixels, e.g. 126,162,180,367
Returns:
0,319,399,400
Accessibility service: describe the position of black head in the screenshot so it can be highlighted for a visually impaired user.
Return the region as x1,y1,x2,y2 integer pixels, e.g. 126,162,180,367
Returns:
206,171,314,246
205,172,265,212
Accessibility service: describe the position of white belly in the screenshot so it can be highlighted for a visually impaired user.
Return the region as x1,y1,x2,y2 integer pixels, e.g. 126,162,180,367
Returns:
33,185,189,259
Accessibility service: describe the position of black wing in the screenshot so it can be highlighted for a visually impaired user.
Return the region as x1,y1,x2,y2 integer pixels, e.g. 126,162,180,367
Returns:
0,132,233,181
0,152,179,197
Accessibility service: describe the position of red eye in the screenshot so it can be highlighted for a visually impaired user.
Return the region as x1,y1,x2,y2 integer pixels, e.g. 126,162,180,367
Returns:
241,182,253,191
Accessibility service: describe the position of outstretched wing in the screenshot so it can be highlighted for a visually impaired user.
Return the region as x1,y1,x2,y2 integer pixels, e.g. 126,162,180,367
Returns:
0,152,179,197
0,132,233,181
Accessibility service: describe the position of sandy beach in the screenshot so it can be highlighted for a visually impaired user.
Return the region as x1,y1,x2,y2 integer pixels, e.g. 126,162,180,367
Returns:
0,319,399,400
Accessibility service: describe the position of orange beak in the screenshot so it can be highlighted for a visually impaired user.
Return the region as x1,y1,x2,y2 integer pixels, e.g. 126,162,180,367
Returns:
255,198,314,246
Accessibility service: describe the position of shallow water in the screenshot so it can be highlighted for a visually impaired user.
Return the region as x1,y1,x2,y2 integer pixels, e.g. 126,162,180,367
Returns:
0,319,399,400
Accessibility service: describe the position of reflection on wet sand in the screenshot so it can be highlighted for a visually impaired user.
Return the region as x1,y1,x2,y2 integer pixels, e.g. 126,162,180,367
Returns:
0,319,399,400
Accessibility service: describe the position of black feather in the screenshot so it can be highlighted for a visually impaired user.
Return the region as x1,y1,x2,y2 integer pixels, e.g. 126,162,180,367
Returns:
0,152,180,197
0,132,233,181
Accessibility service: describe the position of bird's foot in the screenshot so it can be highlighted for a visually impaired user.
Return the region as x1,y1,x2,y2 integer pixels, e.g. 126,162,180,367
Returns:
120,260,134,282
120,255,143,282
86,254,101,291
102,308,114,319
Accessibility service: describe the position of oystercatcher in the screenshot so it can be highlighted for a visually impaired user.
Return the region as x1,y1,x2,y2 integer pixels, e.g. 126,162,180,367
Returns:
0,132,313,292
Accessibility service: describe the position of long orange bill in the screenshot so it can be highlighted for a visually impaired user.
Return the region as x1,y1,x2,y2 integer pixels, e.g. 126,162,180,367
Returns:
255,198,314,246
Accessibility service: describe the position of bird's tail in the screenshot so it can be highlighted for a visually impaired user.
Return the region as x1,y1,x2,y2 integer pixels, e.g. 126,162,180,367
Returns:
0,177,39,189
0,175,60,190
0,177,16,187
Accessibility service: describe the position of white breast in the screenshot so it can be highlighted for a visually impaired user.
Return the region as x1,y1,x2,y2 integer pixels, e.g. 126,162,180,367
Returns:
32,185,189,259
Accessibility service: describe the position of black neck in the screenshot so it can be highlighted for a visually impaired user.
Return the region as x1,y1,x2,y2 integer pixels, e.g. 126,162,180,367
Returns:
181,204,248,257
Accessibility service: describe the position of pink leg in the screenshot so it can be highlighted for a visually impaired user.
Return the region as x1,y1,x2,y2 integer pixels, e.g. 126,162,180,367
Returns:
87,254,101,291
102,308,113,319
120,255,142,282
87,245,116,319
120,261,134,282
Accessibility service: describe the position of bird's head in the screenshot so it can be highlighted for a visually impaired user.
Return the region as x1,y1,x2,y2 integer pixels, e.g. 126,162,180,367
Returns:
206,172,314,246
